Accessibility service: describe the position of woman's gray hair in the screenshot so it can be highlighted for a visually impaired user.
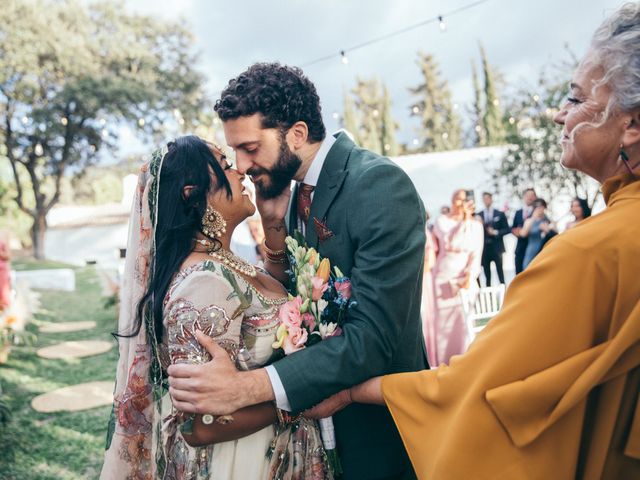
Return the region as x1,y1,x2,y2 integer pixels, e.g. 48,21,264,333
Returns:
590,2,640,114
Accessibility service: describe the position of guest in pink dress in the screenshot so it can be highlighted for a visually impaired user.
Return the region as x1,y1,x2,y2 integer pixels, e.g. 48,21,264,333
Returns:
0,234,11,311
422,189,483,366
421,214,437,364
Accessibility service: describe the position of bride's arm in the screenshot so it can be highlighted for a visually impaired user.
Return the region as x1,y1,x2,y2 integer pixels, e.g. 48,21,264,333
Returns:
183,403,277,447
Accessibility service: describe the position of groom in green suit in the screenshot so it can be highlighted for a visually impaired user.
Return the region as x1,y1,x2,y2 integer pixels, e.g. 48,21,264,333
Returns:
168,63,428,479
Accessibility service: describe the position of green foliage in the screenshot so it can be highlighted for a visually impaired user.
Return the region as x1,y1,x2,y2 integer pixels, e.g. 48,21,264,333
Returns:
0,0,209,258
341,91,359,140
409,52,462,152
71,167,124,205
0,264,119,479
342,77,400,155
496,56,598,205
0,175,32,247
479,43,507,145
471,60,487,146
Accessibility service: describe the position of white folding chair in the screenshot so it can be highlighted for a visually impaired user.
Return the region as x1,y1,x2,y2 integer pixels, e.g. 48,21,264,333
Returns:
460,284,506,341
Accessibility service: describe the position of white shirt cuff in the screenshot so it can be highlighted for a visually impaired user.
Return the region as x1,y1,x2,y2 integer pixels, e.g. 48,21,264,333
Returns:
265,365,292,411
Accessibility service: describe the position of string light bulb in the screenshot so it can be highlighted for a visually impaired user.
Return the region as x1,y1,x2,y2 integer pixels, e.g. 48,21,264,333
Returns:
340,50,349,65
34,143,43,156
138,118,145,127
438,15,446,31
61,117,68,126
412,106,420,114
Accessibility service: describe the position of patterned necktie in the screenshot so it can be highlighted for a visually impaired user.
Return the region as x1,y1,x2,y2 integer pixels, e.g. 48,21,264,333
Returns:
297,183,315,225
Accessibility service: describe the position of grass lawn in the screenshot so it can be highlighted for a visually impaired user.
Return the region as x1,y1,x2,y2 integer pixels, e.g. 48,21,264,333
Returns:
0,259,118,480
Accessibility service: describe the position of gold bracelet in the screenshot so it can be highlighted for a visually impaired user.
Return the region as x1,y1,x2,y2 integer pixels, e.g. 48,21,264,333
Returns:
265,256,288,265
262,238,286,257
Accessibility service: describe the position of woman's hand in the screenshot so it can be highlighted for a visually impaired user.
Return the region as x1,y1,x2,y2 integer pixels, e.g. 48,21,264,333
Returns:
303,389,352,419
462,200,475,220
256,186,292,224
457,271,471,290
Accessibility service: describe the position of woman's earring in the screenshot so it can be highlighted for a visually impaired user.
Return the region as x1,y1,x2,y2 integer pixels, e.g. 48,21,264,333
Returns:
620,143,636,176
202,205,227,238
620,144,630,163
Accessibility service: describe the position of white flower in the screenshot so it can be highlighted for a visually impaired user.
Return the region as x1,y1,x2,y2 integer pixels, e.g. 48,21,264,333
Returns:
285,237,299,253
317,299,329,314
294,246,306,265
318,322,338,339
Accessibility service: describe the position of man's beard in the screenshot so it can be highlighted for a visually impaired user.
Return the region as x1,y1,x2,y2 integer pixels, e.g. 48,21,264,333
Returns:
249,134,301,199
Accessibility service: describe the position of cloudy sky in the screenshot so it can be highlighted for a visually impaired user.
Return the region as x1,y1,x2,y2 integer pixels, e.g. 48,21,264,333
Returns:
122,0,622,150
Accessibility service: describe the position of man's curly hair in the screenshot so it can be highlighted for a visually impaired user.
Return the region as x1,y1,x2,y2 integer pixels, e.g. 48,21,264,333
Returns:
214,63,326,143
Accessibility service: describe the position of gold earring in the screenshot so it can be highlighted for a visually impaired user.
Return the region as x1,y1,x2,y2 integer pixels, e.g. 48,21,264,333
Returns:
202,205,227,239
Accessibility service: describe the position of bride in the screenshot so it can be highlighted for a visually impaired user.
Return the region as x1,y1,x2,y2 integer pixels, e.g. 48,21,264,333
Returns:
100,136,330,479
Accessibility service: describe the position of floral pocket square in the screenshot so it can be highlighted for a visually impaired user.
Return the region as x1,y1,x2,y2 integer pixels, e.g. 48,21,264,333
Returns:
313,217,335,242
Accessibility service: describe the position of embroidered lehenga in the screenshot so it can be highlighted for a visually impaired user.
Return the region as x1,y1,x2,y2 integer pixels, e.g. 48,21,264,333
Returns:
100,147,330,480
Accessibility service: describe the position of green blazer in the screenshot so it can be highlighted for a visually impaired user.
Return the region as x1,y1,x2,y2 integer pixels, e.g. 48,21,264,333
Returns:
274,133,428,479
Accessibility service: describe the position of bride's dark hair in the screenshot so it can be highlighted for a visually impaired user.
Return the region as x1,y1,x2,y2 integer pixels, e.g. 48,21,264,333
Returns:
124,135,232,339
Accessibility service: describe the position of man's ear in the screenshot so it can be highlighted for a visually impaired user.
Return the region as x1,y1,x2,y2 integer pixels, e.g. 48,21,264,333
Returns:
286,121,309,150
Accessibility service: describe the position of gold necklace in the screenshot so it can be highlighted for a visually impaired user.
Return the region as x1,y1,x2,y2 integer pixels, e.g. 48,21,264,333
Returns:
194,237,257,278
208,247,257,278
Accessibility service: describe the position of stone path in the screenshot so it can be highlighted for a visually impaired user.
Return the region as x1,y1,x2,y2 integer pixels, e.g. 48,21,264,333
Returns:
31,381,114,413
36,340,113,360
23,269,116,414
38,321,96,333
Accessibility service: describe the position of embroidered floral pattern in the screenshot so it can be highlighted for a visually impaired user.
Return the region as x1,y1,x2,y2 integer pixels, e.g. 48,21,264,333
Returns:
165,299,232,365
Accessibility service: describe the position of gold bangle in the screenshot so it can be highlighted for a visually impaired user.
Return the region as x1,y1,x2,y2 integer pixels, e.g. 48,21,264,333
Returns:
262,238,286,257
265,256,288,265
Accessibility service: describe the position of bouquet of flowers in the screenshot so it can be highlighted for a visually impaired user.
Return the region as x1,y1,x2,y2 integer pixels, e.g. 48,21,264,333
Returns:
272,231,356,475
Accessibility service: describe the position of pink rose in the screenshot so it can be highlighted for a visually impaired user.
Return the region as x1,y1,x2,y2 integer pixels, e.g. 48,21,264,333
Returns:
335,279,352,300
302,312,316,331
283,324,308,354
279,296,303,328
311,277,329,302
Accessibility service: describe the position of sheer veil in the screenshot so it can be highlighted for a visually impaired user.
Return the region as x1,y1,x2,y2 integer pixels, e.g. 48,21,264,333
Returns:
100,145,168,479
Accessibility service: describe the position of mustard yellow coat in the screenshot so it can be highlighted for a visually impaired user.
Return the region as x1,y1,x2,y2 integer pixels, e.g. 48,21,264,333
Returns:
382,174,640,479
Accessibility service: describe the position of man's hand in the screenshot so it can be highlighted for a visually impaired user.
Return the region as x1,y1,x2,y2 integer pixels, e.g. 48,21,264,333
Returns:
167,331,274,415
303,389,352,419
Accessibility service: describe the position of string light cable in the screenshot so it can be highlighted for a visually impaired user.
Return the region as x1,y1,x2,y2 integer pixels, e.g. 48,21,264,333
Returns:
301,0,494,68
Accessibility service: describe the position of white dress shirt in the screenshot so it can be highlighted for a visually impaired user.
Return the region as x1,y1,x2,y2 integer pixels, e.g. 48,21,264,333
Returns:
484,207,494,224
265,134,336,411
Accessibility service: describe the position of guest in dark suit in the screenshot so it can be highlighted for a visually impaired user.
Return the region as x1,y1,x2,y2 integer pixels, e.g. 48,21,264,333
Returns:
478,192,510,285
511,187,537,275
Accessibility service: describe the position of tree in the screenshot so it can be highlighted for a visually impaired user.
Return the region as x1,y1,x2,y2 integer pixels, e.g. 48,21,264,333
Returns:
471,60,486,146
409,52,462,152
0,0,208,258
347,77,400,155
495,58,599,206
380,86,400,156
341,90,359,141
479,43,506,145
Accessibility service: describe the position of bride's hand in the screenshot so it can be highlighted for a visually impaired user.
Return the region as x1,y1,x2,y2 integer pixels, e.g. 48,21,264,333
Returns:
303,389,352,419
257,186,292,223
